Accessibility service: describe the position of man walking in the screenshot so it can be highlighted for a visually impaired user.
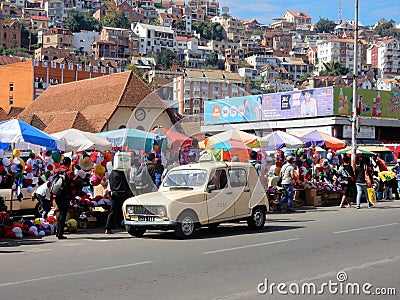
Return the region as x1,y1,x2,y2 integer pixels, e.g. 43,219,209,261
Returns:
277,156,295,213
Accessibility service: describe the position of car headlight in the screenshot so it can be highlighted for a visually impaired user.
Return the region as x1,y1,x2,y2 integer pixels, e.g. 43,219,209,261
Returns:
158,206,167,217
126,206,134,215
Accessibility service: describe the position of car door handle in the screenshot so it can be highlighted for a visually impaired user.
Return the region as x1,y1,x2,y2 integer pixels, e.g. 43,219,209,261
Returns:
226,191,233,195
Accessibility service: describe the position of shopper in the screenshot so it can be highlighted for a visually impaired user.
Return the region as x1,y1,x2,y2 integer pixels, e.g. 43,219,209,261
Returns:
391,159,400,199
105,166,132,234
154,158,164,188
277,156,295,213
355,157,374,209
338,155,355,208
52,157,74,240
34,181,51,218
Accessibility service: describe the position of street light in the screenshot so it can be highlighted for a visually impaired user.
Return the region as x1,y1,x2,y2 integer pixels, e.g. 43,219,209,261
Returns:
351,0,359,169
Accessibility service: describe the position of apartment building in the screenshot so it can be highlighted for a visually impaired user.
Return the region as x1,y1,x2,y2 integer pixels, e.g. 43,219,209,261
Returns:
187,0,219,18
245,53,279,71
261,30,293,50
44,0,66,23
43,27,74,50
278,57,311,80
133,22,176,55
211,15,246,43
282,10,312,30
0,12,21,49
97,26,139,59
316,38,362,73
173,70,247,116
367,38,400,78
0,59,115,110
73,30,100,55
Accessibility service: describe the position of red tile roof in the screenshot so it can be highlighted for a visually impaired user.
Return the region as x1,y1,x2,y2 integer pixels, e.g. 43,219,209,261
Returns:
31,16,50,21
286,10,311,19
19,71,167,133
0,56,22,65
0,107,9,122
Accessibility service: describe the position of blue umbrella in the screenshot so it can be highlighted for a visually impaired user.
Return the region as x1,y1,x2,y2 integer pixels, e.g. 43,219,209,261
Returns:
207,140,250,151
99,128,156,151
0,119,65,150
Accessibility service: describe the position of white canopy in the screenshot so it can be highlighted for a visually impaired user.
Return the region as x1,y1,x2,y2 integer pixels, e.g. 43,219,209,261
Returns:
51,128,112,152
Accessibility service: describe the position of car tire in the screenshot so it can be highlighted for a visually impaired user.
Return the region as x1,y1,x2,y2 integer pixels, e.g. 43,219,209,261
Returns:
126,226,146,237
174,210,198,239
247,207,266,230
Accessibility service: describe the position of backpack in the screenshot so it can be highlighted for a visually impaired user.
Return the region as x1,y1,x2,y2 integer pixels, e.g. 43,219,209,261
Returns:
250,160,261,177
50,169,68,196
134,163,149,189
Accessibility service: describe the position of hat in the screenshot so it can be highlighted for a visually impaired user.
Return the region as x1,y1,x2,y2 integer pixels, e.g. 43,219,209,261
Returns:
188,152,196,157
286,155,294,162
397,159,400,163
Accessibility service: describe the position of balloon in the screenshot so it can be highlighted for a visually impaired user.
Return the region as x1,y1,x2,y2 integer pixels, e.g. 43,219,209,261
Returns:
52,152,61,163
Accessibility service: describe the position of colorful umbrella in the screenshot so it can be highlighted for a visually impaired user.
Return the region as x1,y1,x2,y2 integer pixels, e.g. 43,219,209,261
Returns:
0,119,65,150
258,131,304,150
206,140,251,151
98,128,156,151
201,129,259,149
335,147,374,157
152,127,193,150
51,128,111,152
293,130,347,151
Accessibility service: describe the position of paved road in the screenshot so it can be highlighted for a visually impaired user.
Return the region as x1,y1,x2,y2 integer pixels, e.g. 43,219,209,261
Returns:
1,200,399,300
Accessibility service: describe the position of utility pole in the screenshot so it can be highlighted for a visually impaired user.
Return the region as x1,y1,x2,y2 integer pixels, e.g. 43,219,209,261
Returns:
351,0,359,169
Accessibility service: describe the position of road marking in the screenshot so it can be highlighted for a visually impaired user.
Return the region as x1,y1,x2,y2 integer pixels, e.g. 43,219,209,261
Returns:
203,238,300,254
333,222,398,234
0,261,153,288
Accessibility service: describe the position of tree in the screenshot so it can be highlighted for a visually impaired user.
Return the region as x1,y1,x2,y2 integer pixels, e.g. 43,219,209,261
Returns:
315,17,337,33
208,51,218,66
192,21,224,41
374,21,400,39
100,11,130,29
65,9,100,32
173,19,185,31
320,61,350,76
150,19,161,26
160,49,175,70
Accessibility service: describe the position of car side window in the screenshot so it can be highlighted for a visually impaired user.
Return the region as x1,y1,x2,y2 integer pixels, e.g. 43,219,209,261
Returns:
229,168,247,187
208,169,228,190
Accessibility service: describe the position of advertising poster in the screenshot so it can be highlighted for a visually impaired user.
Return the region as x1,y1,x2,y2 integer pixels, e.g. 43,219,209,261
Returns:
204,87,334,125
333,87,400,118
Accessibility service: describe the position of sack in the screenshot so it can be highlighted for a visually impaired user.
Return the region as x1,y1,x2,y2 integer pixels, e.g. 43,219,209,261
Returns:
134,163,149,189
367,187,377,203
50,170,67,196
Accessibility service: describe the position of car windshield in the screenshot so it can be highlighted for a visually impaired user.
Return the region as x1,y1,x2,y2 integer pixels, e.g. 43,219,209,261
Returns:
378,151,395,164
163,169,208,187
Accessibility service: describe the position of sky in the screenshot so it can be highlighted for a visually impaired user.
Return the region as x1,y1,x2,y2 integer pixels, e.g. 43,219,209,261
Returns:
217,0,399,27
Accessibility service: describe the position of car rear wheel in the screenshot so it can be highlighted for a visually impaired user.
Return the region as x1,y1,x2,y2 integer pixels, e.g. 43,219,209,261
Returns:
247,207,265,230
174,211,198,239
126,226,146,237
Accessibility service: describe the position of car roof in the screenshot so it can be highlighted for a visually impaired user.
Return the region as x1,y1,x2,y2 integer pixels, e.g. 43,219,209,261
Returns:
170,161,251,172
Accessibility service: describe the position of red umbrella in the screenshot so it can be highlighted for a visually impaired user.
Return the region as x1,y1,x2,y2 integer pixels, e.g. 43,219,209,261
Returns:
152,127,193,150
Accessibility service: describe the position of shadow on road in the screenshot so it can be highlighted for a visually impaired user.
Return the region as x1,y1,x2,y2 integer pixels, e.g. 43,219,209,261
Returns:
0,238,54,248
138,223,304,240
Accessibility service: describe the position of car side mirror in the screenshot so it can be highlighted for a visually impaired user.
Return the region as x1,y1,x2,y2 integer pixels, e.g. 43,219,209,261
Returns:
207,185,216,192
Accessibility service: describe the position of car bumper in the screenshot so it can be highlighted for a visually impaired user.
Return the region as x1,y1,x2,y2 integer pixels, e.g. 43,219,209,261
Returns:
124,220,177,229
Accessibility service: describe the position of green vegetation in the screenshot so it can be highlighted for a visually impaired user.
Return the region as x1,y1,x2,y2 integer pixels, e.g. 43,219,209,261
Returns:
374,21,400,39
160,49,175,70
192,21,224,41
320,61,350,76
315,17,337,33
65,9,100,32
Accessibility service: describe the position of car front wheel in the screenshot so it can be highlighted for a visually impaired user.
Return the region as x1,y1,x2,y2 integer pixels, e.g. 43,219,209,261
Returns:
174,211,198,239
247,207,265,230
126,226,146,237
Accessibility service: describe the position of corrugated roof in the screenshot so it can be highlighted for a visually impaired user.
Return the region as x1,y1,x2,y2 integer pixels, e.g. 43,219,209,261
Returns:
0,56,22,65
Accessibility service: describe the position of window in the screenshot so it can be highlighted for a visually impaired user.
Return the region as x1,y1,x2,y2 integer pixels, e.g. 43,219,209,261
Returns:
9,83,13,91
9,97,13,105
208,169,227,190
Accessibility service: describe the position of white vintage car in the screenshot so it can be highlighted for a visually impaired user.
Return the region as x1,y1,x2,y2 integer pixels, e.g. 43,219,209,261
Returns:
122,161,268,239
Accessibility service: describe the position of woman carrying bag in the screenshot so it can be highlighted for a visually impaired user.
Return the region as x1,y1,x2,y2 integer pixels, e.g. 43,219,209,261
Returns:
355,157,374,209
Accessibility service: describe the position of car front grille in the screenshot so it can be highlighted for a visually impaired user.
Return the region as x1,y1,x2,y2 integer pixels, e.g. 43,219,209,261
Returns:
126,205,165,216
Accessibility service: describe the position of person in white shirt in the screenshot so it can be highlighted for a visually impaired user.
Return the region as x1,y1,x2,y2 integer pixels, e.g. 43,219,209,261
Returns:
34,181,51,218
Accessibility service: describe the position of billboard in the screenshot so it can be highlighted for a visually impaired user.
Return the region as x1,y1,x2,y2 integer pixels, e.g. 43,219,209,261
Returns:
333,87,400,118
204,87,334,125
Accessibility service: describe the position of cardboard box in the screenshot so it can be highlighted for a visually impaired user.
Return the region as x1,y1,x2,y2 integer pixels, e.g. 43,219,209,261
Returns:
79,220,97,229
313,196,322,207
305,189,317,206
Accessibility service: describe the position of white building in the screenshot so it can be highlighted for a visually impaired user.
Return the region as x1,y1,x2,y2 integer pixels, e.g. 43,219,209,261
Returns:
316,37,362,73
132,23,177,55
238,67,260,81
73,31,99,54
245,54,279,71
44,0,66,23
367,38,400,78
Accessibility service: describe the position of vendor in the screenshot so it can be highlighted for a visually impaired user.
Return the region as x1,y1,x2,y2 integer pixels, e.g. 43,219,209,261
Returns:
34,181,52,219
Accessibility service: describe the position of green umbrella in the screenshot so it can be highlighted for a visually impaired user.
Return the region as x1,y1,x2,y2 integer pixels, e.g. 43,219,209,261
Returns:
335,147,375,157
